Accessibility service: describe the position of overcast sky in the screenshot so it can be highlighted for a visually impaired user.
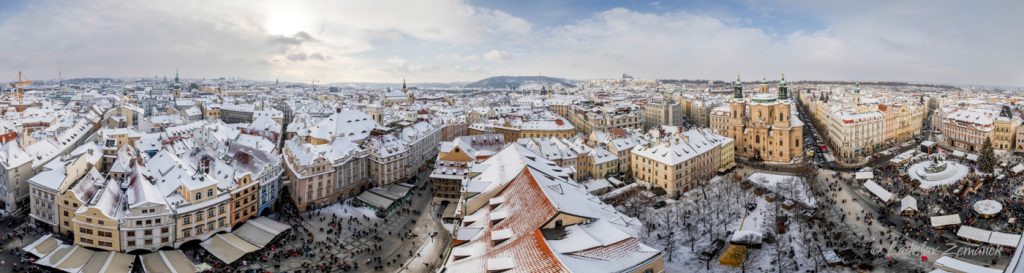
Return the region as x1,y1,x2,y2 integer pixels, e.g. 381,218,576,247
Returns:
1,0,1021,86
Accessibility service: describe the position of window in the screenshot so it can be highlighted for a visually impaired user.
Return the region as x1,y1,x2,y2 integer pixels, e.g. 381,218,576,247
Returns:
183,229,191,238
207,189,213,197
144,230,152,236
183,215,191,225
195,192,202,200
127,231,135,237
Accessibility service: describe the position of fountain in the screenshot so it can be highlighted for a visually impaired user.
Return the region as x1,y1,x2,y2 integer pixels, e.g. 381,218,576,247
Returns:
906,154,969,189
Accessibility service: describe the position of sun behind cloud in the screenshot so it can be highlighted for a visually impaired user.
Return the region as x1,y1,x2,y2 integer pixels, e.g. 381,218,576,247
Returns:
264,2,311,36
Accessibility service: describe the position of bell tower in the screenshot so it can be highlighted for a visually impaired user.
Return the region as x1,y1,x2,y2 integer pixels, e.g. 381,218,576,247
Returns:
729,74,746,153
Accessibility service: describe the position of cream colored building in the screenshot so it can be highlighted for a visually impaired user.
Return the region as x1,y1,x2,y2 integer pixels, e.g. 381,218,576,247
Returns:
283,137,368,212
643,101,684,129
712,76,803,163
827,110,884,158
631,128,734,197
72,180,123,251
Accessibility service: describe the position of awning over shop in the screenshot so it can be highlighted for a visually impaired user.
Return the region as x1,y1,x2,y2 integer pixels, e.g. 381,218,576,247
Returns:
200,233,260,264
36,245,94,273
232,217,291,248
356,190,396,210
140,250,197,273
79,251,135,273
23,234,62,258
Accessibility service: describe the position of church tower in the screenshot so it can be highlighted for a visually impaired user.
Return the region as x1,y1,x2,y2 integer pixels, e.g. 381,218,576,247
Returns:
773,73,791,128
778,73,788,100
729,75,746,154
853,82,862,106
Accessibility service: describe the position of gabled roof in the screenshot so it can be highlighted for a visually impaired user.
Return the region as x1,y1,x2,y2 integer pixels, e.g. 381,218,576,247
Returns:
446,144,660,273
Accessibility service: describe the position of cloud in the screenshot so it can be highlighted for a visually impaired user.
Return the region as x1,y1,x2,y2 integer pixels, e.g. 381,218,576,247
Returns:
483,50,509,62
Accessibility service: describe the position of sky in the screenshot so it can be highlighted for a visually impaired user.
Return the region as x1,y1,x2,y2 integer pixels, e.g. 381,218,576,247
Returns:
0,0,1022,86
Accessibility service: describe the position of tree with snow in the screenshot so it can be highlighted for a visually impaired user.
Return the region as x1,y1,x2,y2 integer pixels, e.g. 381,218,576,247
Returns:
978,138,996,173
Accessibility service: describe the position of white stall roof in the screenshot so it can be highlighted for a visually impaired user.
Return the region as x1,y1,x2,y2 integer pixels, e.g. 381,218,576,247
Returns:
855,171,874,180
1012,164,1024,174
957,225,992,243
900,196,918,212
934,256,1002,273
930,215,962,227
990,232,1022,248
863,180,893,202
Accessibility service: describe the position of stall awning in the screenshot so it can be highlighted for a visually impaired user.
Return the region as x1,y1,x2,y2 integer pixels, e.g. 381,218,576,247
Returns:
1012,164,1024,174
900,196,918,212
952,150,966,158
356,190,396,210
935,256,1002,273
79,251,135,273
200,233,260,264
967,154,979,161
232,217,291,248
855,171,874,180
863,180,893,202
957,225,992,243
930,214,962,227
45,245,95,271
990,232,1022,248
23,234,62,258
141,250,197,273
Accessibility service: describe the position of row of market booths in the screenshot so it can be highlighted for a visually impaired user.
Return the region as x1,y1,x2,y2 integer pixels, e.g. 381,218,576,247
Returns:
22,217,291,273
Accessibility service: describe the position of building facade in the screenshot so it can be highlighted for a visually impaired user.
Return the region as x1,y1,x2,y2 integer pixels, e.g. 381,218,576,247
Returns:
713,76,803,163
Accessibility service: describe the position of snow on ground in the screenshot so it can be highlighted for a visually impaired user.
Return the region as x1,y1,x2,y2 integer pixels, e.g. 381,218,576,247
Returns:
747,172,817,208
312,201,379,220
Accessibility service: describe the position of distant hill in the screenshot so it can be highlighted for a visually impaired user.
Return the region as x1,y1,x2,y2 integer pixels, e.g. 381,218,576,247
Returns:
464,76,575,90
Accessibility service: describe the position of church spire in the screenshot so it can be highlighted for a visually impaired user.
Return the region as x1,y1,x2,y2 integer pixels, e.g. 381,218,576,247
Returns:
733,74,743,99
778,72,788,100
